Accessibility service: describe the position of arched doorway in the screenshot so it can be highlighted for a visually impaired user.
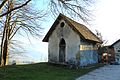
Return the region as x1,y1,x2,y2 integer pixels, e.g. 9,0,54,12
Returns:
59,38,66,62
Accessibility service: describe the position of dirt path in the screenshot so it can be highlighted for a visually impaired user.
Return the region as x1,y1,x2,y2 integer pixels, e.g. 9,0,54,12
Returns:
76,65,120,80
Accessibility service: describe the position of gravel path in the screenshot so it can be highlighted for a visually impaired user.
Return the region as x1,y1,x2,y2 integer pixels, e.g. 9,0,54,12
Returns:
76,65,120,80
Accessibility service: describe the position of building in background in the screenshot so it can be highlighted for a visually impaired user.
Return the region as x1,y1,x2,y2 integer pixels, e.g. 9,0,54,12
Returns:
111,39,120,64
98,46,115,63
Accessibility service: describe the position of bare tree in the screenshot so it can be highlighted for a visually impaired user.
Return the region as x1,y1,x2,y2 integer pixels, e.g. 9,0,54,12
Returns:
95,30,108,46
49,0,95,23
0,0,46,66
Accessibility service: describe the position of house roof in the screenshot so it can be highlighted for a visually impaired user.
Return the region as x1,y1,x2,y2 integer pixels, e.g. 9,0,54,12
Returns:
42,13,102,43
111,39,120,46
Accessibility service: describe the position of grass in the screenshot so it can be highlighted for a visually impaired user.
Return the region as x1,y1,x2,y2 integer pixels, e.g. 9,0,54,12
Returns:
0,63,104,80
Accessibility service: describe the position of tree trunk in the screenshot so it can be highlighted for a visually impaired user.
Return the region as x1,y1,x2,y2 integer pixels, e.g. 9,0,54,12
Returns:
0,1,11,66
0,17,10,66
0,23,6,65
0,24,9,66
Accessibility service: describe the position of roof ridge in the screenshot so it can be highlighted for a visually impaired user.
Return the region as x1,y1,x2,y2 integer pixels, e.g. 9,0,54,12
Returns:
59,13,102,43
111,39,120,46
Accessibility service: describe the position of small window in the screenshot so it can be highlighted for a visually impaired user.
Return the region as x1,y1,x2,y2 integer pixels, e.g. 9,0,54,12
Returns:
60,22,65,28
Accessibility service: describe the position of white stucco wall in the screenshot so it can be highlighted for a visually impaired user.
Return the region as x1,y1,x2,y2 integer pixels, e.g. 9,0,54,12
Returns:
113,41,120,63
48,19,80,62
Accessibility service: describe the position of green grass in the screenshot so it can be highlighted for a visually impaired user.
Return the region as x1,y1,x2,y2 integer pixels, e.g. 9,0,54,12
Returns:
0,63,104,80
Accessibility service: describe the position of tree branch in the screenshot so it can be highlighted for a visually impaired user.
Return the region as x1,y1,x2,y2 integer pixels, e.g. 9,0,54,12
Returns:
9,26,21,40
0,0,31,17
0,0,8,10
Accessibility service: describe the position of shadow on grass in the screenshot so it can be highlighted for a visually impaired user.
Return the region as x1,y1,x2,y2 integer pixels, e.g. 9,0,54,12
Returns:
0,62,104,80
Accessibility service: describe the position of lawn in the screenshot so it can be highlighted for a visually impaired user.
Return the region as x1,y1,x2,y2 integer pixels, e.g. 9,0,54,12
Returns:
0,63,104,80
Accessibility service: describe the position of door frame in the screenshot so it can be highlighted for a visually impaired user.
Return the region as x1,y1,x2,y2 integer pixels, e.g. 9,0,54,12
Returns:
59,38,66,62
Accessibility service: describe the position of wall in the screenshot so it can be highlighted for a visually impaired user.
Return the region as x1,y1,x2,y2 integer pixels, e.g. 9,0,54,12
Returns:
48,19,80,62
107,47,115,63
80,50,98,66
80,40,98,66
113,42,120,63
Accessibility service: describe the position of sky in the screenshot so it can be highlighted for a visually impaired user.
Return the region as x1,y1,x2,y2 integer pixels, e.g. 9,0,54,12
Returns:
9,0,120,63
93,0,120,45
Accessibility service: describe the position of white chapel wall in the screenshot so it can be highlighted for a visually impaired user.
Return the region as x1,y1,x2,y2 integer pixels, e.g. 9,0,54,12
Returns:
48,19,80,62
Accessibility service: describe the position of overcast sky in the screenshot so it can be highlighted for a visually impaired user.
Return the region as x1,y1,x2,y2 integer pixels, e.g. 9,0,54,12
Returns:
94,0,120,45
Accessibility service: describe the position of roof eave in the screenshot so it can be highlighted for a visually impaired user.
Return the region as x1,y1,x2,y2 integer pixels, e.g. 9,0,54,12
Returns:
42,14,63,42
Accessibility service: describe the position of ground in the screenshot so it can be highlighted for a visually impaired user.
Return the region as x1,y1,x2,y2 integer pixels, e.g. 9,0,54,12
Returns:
0,63,103,80
76,65,120,80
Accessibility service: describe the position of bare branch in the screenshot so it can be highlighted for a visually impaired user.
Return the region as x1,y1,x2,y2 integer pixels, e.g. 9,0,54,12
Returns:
9,26,21,40
49,0,94,23
0,0,31,17
0,0,8,10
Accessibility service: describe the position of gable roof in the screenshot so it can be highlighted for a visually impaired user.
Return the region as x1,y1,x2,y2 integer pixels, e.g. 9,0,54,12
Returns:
111,39,120,46
42,13,102,43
